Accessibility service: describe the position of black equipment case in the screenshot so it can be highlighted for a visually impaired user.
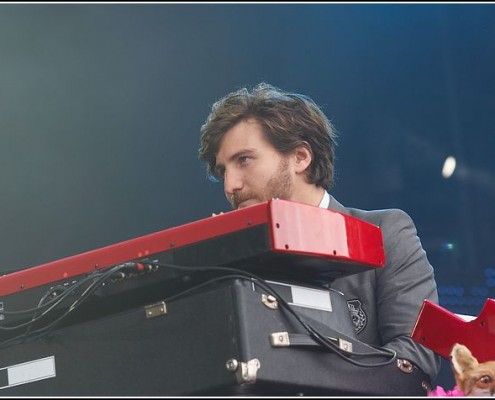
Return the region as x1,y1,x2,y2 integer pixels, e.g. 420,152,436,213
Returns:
0,278,430,396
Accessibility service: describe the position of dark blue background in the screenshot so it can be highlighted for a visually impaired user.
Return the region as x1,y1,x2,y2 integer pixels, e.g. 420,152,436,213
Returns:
1,3,494,388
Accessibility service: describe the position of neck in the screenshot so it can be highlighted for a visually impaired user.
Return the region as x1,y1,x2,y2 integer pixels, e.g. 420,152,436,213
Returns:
291,184,325,207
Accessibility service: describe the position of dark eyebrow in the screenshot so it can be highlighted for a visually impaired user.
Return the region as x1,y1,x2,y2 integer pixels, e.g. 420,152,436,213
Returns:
229,148,256,161
215,148,256,176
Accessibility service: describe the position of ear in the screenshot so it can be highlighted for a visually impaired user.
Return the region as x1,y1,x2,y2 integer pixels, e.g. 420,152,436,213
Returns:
293,142,313,174
451,343,479,375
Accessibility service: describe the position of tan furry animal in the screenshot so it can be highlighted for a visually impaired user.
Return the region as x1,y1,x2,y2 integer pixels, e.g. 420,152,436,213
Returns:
451,343,495,396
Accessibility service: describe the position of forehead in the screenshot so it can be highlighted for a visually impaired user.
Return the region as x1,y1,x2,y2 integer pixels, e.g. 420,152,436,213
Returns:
216,119,274,161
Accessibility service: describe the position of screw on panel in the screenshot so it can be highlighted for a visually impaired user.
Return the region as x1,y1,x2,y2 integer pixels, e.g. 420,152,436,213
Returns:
225,359,239,372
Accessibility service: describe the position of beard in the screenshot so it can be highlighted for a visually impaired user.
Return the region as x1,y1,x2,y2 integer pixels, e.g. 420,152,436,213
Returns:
231,157,293,209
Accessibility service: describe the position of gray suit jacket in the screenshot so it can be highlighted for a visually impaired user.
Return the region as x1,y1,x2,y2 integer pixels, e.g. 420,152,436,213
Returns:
328,194,441,381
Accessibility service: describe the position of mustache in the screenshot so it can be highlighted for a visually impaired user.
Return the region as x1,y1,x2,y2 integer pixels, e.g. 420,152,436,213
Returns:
230,192,281,209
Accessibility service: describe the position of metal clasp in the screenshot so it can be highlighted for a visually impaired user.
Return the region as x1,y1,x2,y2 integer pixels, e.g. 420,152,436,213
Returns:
144,301,167,319
226,358,261,383
397,358,413,373
261,294,278,309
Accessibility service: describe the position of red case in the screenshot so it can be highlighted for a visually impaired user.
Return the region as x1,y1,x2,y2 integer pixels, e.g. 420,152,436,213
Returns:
411,298,495,362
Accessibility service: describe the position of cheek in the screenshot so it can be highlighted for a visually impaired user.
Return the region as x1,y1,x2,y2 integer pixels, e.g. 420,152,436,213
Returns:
249,171,271,190
253,162,276,181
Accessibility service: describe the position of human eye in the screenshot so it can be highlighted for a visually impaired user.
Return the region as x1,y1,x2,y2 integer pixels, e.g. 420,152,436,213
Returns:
214,165,225,179
238,155,252,166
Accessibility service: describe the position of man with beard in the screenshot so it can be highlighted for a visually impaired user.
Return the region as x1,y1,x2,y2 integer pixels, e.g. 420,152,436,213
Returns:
198,82,440,392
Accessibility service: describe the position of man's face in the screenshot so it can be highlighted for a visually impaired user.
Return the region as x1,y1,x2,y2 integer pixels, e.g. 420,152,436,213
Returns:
215,119,295,210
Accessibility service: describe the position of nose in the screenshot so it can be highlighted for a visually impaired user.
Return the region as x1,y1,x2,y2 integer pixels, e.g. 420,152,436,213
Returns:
223,168,243,198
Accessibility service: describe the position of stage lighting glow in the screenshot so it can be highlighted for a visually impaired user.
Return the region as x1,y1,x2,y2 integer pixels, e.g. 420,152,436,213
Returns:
443,242,455,250
442,156,456,178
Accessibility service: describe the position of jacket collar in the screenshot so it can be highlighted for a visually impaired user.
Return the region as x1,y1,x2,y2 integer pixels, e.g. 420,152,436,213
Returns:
327,193,347,214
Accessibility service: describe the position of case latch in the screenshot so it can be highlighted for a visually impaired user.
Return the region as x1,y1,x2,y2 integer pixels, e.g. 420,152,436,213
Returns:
225,358,261,383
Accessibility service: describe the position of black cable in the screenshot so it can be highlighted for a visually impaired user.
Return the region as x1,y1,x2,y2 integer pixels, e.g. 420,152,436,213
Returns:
138,259,397,368
0,259,397,368
0,269,106,330
0,263,137,348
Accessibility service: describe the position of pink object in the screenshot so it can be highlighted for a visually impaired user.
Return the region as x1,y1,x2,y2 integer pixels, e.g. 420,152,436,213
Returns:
428,385,465,397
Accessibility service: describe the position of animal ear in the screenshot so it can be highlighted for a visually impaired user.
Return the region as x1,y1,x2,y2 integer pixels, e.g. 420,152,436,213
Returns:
451,343,479,375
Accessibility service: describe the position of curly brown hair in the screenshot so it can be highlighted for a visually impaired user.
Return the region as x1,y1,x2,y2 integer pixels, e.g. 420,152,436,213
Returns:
199,82,338,190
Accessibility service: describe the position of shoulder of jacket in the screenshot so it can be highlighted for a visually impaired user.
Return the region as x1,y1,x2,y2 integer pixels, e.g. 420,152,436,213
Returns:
346,207,409,223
